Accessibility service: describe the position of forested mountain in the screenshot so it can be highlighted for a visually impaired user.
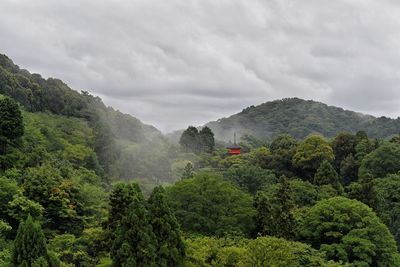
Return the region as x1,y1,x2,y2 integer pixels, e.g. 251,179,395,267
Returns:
205,98,400,141
1,53,400,266
0,54,177,185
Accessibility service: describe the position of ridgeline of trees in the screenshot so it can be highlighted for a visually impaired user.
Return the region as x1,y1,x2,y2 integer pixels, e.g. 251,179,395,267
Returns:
1,53,400,266
205,97,400,141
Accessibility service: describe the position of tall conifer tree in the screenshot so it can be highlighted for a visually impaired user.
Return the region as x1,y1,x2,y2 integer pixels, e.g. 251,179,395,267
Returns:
12,215,48,267
148,186,185,266
111,186,157,267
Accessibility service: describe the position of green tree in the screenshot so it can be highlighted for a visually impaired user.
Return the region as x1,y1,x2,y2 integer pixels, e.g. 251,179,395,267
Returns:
179,126,199,153
181,162,194,180
12,215,55,267
314,161,343,195
375,174,400,248
331,132,356,169
199,126,215,153
346,173,379,211
240,236,340,267
254,175,296,239
105,182,143,245
0,96,24,155
111,190,157,267
166,173,255,236
293,135,334,179
266,134,298,177
224,165,276,195
299,197,400,266
340,154,358,185
359,142,400,178
148,186,185,267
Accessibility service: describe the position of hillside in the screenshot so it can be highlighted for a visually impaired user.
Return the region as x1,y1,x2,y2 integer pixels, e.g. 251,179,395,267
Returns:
204,98,400,141
0,53,175,184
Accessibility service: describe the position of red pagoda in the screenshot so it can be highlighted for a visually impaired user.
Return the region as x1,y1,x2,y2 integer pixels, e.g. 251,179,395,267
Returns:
227,132,241,155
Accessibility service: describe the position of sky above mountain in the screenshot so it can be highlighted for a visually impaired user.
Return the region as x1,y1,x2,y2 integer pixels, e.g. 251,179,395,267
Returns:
1,0,400,132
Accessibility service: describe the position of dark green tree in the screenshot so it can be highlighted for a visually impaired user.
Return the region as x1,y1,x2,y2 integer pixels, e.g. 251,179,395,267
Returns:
358,173,379,211
375,174,400,249
179,126,199,153
0,96,24,154
105,182,143,243
340,154,358,185
148,186,185,267
359,142,400,178
266,135,298,177
313,161,342,192
331,132,356,169
254,175,296,239
111,189,157,267
299,197,400,266
12,215,54,267
199,126,215,153
0,97,24,170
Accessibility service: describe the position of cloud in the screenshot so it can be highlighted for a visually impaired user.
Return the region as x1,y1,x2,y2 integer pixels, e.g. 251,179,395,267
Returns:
1,0,400,131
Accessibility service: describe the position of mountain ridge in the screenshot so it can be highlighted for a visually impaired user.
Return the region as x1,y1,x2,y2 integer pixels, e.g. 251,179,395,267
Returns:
204,97,399,141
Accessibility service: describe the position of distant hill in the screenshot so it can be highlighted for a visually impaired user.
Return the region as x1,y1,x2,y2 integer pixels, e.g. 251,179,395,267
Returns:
203,98,400,142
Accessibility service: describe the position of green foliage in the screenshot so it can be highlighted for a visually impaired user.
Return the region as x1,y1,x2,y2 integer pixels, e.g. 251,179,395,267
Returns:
183,235,248,267
314,161,343,196
241,236,340,267
0,96,24,170
105,182,143,235
179,126,215,154
340,154,358,185
0,96,23,144
299,197,400,266
180,126,199,153
205,98,400,141
346,173,379,211
148,186,185,266
331,132,356,169
266,134,298,177
12,215,57,267
48,233,98,266
359,142,400,178
181,162,195,180
199,126,215,153
111,187,157,267
293,135,335,179
166,173,255,236
254,175,296,239
224,165,276,195
374,174,400,249
184,235,339,267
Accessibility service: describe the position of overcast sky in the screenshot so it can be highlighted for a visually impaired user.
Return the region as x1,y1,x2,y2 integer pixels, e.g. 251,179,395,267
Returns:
1,0,400,132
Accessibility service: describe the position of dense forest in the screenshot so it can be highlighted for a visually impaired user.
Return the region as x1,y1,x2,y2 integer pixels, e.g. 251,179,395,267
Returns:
203,98,400,142
1,53,400,266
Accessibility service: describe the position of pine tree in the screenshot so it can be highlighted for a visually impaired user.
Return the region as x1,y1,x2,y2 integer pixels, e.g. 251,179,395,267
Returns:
111,187,157,267
181,162,194,180
12,215,48,267
105,182,143,234
148,186,185,267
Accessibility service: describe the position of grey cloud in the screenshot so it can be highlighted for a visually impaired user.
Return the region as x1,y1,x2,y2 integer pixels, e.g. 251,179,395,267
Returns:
1,0,400,132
